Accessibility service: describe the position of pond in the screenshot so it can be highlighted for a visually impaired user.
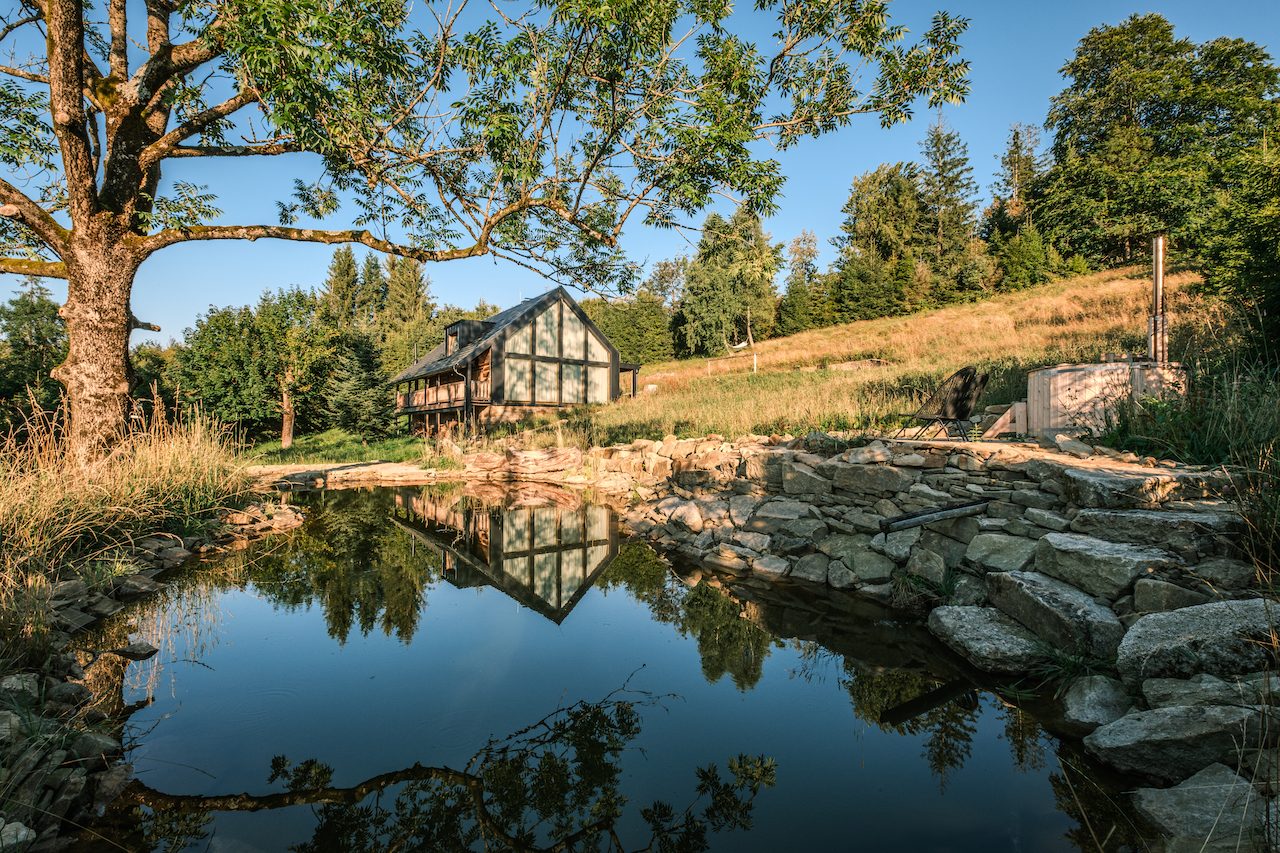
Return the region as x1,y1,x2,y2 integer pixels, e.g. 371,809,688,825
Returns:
69,484,1139,852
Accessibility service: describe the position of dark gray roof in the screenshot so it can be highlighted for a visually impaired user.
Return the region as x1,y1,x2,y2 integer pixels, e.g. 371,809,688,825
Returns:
389,289,557,384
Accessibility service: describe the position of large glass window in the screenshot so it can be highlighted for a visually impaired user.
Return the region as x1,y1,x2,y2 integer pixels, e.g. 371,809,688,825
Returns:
587,330,610,363
535,362,558,403
562,364,583,404
506,323,531,355
536,305,559,357
562,310,585,360
506,358,531,402
587,366,609,404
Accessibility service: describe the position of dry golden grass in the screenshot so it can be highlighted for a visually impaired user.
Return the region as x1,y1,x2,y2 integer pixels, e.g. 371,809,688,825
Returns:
0,410,249,658
533,267,1231,445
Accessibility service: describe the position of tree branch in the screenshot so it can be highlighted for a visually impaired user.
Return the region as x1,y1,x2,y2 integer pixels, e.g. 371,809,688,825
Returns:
165,142,302,158
139,223,490,262
44,0,98,222
0,65,49,83
0,256,67,278
0,177,70,250
138,89,260,169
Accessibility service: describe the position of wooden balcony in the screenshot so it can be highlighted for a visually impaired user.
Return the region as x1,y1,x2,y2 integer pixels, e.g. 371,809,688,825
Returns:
396,380,491,413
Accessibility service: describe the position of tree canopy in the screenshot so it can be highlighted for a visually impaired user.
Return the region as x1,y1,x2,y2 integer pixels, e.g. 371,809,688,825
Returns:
0,0,970,455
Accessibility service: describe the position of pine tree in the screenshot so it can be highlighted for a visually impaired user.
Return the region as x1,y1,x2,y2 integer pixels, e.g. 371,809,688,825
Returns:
0,276,68,428
357,253,388,326
319,246,359,325
777,231,818,337
328,329,392,439
385,258,434,327
918,115,978,275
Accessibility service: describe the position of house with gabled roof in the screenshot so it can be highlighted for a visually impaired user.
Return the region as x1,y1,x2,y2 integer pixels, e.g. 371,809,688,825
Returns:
391,287,639,433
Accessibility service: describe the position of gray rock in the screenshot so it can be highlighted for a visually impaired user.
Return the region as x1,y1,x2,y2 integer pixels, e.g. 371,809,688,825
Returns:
669,501,704,533
51,579,88,601
1133,764,1262,853
905,549,946,586
782,517,828,540
816,533,873,566
1070,508,1237,551
918,530,968,569
90,763,134,818
925,515,980,544
827,560,858,590
1194,557,1257,592
1023,508,1070,532
1117,599,1279,686
964,534,1038,573
1144,673,1280,709
846,446,893,464
694,500,729,525
1133,577,1213,612
986,571,1125,659
1054,434,1095,459
1063,467,1181,509
872,498,902,518
46,682,91,705
833,464,916,495
849,549,896,583
728,495,763,527
951,575,987,606
908,483,952,504
1084,705,1262,782
0,822,35,850
883,527,922,562
841,508,885,534
1011,489,1058,510
790,553,830,584
731,531,771,552
1035,532,1179,599
928,606,1048,673
752,555,790,578
783,463,832,495
1061,675,1130,732
69,732,123,770
0,674,40,706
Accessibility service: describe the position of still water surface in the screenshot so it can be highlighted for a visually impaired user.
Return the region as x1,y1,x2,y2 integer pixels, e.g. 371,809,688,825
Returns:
71,485,1121,851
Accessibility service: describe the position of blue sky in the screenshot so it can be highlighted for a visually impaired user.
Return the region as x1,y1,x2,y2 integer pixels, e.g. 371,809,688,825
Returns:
5,0,1279,345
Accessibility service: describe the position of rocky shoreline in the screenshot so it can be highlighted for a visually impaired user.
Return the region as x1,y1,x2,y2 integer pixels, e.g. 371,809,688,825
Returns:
0,502,304,851
19,434,1275,850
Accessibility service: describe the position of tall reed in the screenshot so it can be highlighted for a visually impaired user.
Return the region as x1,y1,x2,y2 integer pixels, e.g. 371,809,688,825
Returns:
0,406,248,658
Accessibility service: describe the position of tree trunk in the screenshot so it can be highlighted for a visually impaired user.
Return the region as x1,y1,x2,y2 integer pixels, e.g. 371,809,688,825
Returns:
281,386,296,450
50,229,142,461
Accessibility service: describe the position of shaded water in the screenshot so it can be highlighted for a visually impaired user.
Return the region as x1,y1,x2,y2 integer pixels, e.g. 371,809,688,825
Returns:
70,485,1137,852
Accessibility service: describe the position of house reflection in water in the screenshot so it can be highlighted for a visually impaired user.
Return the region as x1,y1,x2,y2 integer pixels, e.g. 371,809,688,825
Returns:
389,484,619,623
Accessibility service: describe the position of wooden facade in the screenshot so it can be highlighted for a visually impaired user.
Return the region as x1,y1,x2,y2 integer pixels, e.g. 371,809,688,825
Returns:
391,287,638,433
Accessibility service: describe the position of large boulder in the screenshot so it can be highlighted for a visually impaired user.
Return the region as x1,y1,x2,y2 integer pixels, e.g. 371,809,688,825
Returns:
848,550,896,583
986,571,1124,659
783,462,832,495
1194,557,1258,592
743,500,811,534
790,553,830,584
964,534,1038,573
669,501,704,534
1144,673,1280,709
1070,508,1238,551
927,606,1048,673
1117,599,1279,686
1034,532,1179,599
1062,468,1180,509
1132,577,1212,613
1133,764,1262,853
1083,705,1262,782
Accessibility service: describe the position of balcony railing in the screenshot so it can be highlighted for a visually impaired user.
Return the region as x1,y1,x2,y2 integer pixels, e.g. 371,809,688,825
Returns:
396,379,491,412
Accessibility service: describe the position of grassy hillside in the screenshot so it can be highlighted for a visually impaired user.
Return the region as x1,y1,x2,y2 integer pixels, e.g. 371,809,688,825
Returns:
552,267,1231,446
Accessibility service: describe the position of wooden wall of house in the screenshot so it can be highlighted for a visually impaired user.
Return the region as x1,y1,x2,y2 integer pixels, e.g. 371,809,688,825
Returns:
494,296,619,407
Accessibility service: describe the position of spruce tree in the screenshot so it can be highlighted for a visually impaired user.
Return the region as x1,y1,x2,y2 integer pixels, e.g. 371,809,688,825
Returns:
320,246,359,325
777,232,818,337
357,253,388,326
918,115,978,277
385,258,434,327
328,329,392,439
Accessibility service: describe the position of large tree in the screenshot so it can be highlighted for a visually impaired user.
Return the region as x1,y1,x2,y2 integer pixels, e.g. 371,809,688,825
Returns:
0,0,969,456
1032,13,1280,266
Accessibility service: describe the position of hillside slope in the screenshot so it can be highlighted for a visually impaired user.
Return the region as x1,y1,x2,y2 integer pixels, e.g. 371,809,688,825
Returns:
560,267,1227,445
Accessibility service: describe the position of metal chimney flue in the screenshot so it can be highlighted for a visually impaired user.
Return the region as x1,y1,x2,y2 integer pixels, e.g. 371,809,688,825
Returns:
1149,235,1167,363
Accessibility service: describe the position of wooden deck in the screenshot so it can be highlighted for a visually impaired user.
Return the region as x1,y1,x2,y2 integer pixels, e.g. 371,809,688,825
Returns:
395,379,491,414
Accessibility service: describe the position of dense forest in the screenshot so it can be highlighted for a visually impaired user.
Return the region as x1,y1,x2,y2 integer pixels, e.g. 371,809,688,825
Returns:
1,13,1277,442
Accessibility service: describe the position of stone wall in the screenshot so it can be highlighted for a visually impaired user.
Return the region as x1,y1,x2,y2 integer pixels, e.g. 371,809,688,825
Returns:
599,431,1278,838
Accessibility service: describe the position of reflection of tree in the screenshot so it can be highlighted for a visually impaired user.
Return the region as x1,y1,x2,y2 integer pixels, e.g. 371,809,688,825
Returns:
599,546,781,691
841,665,979,792
999,704,1047,773
251,490,444,643
1049,752,1148,853
105,694,775,853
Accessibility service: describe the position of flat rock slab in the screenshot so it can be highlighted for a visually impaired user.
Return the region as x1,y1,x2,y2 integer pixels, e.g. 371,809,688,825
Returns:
928,606,1048,673
1063,468,1181,509
1144,673,1280,709
832,464,916,495
1117,599,1278,686
1133,763,1261,851
1133,577,1212,613
1084,704,1262,783
986,571,1124,659
1035,532,1179,599
1071,508,1238,551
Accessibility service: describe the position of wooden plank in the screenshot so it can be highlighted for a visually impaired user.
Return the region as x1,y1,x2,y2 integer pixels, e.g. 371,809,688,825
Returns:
879,500,990,534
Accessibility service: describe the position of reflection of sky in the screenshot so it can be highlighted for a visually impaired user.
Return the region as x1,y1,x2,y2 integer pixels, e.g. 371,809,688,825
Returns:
115,561,1073,851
